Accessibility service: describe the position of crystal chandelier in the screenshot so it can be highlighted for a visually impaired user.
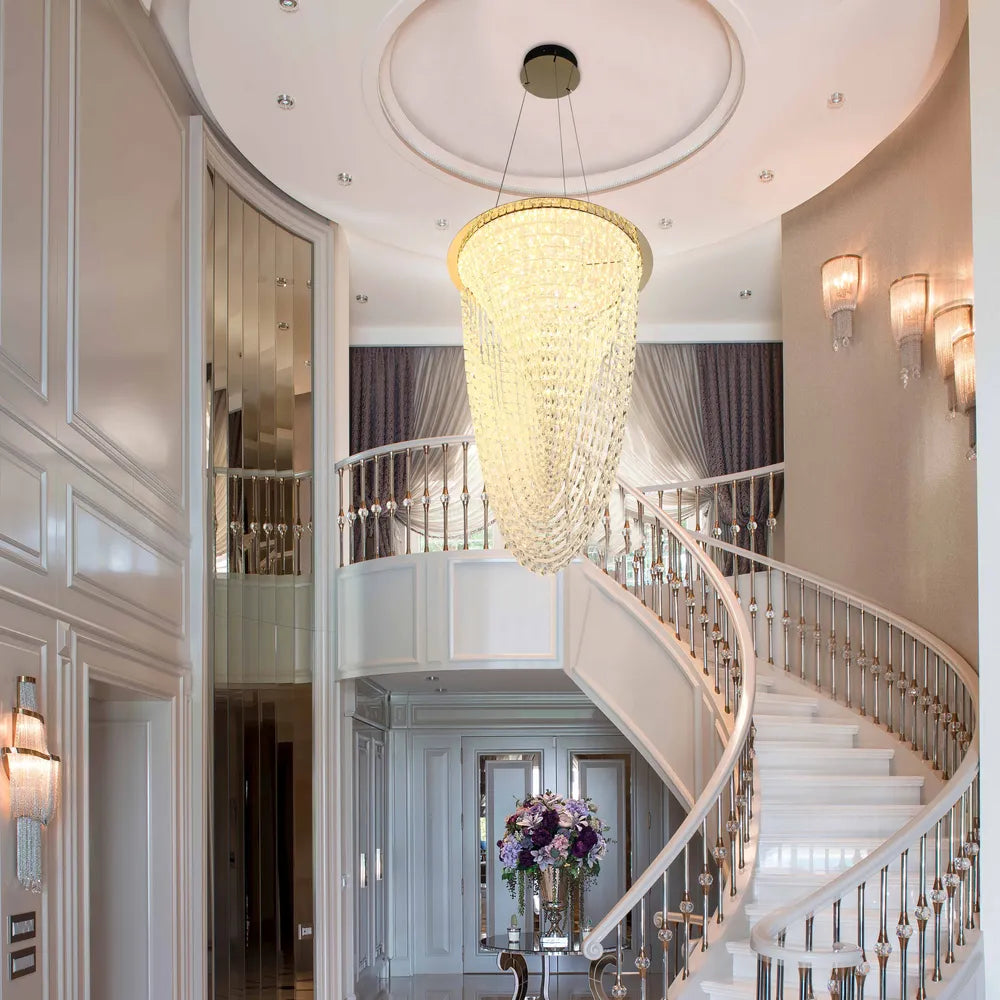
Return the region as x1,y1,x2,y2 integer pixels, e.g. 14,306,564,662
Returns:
448,46,651,575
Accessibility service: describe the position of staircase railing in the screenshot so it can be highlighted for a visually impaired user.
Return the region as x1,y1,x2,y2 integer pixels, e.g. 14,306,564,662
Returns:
694,533,978,1000
334,438,759,990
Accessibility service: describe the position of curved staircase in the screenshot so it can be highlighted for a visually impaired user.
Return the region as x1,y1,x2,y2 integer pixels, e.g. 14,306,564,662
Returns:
333,441,982,999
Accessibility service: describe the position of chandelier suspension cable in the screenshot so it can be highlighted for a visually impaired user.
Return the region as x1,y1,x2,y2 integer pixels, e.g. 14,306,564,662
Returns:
566,92,590,203
495,89,528,208
555,55,567,197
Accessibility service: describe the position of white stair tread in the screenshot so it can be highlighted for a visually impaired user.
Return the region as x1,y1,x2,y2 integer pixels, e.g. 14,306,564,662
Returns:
757,835,883,872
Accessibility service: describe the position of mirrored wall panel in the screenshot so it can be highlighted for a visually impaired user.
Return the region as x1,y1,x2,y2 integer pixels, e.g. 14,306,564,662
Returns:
208,168,314,999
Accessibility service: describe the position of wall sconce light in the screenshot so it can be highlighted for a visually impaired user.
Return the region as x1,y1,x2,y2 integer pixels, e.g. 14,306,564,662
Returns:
821,254,861,350
1,676,60,892
889,273,929,386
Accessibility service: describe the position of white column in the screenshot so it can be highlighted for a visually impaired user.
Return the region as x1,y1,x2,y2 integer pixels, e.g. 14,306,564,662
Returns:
970,0,1000,990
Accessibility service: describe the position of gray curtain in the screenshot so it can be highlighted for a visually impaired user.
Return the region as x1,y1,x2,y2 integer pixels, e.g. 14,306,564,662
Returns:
696,343,784,559
349,346,414,556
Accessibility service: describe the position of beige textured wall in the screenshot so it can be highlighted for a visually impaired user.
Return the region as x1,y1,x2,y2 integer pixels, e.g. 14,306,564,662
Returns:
782,29,977,664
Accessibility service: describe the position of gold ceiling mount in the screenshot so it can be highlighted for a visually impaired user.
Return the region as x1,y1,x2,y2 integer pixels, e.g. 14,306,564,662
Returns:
519,44,581,100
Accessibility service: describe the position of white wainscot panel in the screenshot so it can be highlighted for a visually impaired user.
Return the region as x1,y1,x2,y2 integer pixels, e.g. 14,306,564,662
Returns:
0,0,48,397
448,558,559,662
72,0,186,508
0,440,46,571
69,491,185,637
338,561,421,672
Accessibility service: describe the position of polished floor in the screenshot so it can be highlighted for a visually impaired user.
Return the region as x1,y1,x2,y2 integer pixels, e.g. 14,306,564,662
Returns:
356,972,667,1000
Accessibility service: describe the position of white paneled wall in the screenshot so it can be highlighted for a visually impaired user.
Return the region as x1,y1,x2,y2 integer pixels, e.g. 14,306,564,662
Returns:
0,0,203,995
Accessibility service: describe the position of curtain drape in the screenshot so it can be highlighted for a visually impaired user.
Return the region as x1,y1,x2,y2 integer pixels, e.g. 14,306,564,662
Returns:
349,346,414,556
696,343,784,562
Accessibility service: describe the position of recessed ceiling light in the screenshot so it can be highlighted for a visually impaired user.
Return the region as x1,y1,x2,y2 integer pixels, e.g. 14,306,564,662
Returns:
279,0,298,9
758,169,774,184
828,91,846,109
739,289,753,299
276,93,295,110
355,293,368,303
426,675,440,682
435,218,449,230
658,218,673,230
435,687,448,693
337,171,353,186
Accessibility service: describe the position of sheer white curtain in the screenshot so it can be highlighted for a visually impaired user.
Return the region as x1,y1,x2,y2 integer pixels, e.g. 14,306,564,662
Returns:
389,343,709,547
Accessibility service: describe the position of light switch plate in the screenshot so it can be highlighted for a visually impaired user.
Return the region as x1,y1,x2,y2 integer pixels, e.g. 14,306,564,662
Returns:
10,946,35,980
9,913,35,944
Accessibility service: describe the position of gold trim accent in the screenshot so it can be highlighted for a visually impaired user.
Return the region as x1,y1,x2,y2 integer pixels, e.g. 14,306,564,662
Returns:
447,197,652,292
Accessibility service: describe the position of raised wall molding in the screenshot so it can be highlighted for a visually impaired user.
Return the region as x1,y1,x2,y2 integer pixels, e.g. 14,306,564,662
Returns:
0,0,51,401
67,488,186,639
0,438,47,572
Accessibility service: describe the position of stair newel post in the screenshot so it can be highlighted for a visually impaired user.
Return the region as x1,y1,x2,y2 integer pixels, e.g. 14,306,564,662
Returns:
857,609,868,717
461,440,470,550
713,794,727,924
813,585,822,691
371,453,381,560
337,466,345,568
679,843,693,980
421,445,431,552
896,850,913,999
843,599,853,708
874,865,891,1000
915,833,931,1000
884,624,895,735
803,914,815,999
403,448,413,554
855,882,869,1000
387,450,397,557
931,819,944,981
440,442,450,551
698,818,713,951
828,594,838,702
636,896,649,1000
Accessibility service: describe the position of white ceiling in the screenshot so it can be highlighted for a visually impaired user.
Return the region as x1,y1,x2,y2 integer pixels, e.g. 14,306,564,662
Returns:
172,0,966,343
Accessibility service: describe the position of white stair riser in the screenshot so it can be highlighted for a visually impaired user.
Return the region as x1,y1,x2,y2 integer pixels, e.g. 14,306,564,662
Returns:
758,777,923,806
759,806,921,839
753,718,858,746
754,745,894,775
757,840,881,873
754,694,819,718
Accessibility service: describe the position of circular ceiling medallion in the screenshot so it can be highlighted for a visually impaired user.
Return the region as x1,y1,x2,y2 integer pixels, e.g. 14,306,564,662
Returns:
373,0,744,195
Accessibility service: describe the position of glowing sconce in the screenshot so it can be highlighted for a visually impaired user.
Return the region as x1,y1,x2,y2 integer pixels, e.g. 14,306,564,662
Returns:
889,274,929,387
821,254,862,350
1,676,60,892
935,303,976,412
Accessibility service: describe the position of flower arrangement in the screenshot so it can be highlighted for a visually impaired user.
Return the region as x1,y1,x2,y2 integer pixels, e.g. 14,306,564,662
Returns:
497,791,609,911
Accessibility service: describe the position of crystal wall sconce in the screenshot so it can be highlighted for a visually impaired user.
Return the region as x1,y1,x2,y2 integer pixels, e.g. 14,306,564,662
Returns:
889,273,929,386
934,301,976,458
0,677,60,892
821,254,861,350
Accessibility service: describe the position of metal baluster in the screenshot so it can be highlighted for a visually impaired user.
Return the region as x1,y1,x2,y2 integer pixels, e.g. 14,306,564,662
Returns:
294,477,304,573
932,655,942,771
635,502,646,605
726,776,739,895
613,922,625,999
857,610,868,717
915,834,930,1000
441,443,450,551
798,577,807,680
700,573,710,676
386,450,397,557
896,850,912,1000
944,805,958,964
249,474,261,573
885,624,895,734
956,794,969,946
713,795,727,923
699,818,713,950
730,480,740,597
874,865,892,1000
336,469,346,568
657,871,671,1000
765,564,774,665
855,882,869,999
897,631,909,743
357,460,370,562
421,445,430,552
680,843,693,980
230,474,244,575
404,449,413,555
603,506,612,574
482,478,490,550
766,471,776,558
813,586,822,690
774,931,785,999
748,477,759,654
637,896,649,1000
870,615,882,726
920,645,931,759
277,476,288,572
371,454,381,560
804,914,814,999
263,475,274,572
843,600,853,707
829,595,838,701
908,637,920,752
781,571,790,672
461,441,470,550
932,820,945,981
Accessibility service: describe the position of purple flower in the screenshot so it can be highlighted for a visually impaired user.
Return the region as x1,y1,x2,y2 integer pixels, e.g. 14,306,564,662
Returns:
531,827,553,848
517,848,535,868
